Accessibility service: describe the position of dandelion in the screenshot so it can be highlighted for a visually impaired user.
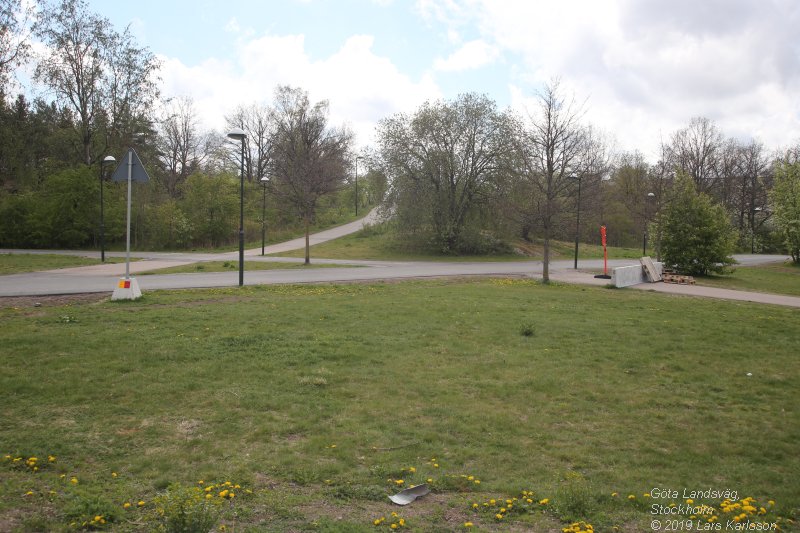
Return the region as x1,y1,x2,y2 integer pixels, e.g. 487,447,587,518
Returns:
468,476,474,481
219,490,229,498
611,492,618,497
464,522,473,528
474,479,480,485
70,477,78,484
206,494,213,500
112,472,118,478
427,478,433,483
198,480,204,485
399,519,405,526
408,467,416,473
390,524,398,530
123,502,131,509
374,519,382,526
472,503,479,509
395,479,404,486
539,498,549,505
495,513,504,520
48,455,56,462
490,499,496,505
25,491,34,496
627,494,635,500
433,463,439,468
137,500,145,507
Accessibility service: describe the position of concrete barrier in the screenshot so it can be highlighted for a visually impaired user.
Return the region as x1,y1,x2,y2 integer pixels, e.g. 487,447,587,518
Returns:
612,262,663,288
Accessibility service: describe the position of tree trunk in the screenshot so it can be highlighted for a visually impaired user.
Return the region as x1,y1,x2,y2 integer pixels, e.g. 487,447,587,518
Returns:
304,214,310,265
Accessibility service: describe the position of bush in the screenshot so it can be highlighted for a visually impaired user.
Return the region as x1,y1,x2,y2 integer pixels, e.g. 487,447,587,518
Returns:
657,173,737,275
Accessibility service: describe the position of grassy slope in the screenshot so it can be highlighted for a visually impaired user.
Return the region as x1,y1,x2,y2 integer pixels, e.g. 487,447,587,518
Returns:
1,281,797,531
0,254,131,275
695,261,800,297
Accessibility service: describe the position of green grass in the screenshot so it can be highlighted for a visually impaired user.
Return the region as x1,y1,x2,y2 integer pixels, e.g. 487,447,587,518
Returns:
0,254,129,275
138,260,363,275
1,280,798,532
695,261,800,297
271,224,643,262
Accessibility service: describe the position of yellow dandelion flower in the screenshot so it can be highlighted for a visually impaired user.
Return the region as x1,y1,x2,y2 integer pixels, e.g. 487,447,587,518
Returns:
70,477,78,484
540,498,549,505
25,491,34,496
495,513,503,520
490,499,496,505
123,502,131,509
374,519,381,526
409,467,416,473
433,463,439,468
219,490,229,498
611,492,618,497
399,519,405,526
48,455,56,462
206,494,213,500
472,503,479,509
627,494,635,500
390,524,398,530
527,498,533,504
464,522,474,528
112,472,118,478
395,479,404,485
198,480,204,484
137,500,145,507
427,478,433,483
686,499,694,505
474,479,480,484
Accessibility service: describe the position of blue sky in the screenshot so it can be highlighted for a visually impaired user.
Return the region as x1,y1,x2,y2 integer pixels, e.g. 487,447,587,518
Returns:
63,1,800,157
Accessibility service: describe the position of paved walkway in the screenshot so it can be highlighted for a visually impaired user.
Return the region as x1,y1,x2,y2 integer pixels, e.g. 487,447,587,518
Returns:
1,220,797,308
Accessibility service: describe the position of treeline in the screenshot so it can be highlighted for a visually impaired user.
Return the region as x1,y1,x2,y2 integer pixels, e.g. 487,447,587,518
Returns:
0,0,384,252
373,85,800,271
2,0,799,264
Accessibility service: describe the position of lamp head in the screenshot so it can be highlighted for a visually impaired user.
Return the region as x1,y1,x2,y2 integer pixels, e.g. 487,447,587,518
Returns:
227,128,246,141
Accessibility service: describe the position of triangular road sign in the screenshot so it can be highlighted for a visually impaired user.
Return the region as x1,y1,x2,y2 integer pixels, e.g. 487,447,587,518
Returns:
110,148,151,183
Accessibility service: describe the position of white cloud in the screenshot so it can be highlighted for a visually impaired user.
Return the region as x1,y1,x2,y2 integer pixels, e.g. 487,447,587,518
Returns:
425,0,800,158
433,39,499,72
159,32,441,147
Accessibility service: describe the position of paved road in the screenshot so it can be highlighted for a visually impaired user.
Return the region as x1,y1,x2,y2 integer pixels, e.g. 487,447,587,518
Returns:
0,215,794,307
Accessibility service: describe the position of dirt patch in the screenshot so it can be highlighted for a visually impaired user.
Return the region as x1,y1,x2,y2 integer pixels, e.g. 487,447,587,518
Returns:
0,292,108,309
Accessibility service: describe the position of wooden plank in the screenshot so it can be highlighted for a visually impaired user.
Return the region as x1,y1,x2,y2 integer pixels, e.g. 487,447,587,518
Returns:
640,256,662,282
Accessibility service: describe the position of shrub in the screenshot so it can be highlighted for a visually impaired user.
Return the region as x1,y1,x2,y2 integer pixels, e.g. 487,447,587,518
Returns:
151,483,221,533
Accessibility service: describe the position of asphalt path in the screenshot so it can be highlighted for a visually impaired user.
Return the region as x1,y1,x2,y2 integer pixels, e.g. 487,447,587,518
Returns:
0,208,794,306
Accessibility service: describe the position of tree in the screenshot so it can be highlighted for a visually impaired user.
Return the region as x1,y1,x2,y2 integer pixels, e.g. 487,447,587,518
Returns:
33,0,160,165
157,96,208,198
225,102,273,182
664,117,723,195
378,93,514,254
770,158,800,263
657,173,737,275
268,86,352,264
0,0,31,92
513,80,586,282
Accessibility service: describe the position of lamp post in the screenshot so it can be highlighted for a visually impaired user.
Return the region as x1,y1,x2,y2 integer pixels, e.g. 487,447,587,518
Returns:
227,128,247,287
751,206,762,254
354,155,361,217
570,174,582,269
644,192,655,256
261,176,269,256
98,155,116,262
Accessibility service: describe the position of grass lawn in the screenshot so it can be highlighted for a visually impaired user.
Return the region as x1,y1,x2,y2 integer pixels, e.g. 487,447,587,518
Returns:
0,254,130,275
1,280,797,532
138,261,363,275
695,261,800,297
271,226,643,263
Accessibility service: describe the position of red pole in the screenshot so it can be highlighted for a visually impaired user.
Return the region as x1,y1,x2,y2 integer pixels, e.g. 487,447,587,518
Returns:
601,226,608,276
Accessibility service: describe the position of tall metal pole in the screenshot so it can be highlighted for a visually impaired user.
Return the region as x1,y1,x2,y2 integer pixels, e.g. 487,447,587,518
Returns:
125,149,132,280
574,177,581,269
261,179,267,256
354,156,359,217
238,140,244,287
99,161,106,263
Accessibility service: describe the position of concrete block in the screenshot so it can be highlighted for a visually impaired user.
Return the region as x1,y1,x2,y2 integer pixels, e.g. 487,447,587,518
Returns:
612,262,663,288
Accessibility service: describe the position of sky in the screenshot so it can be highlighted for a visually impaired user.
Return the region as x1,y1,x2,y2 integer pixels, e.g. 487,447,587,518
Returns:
36,0,800,159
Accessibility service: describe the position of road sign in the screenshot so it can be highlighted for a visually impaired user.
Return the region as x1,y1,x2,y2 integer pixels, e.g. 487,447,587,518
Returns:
110,148,150,183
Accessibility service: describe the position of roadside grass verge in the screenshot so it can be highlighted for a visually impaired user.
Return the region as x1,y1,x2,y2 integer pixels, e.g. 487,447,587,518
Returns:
1,280,797,531
695,261,800,297
0,254,129,275
138,260,363,275
270,223,642,262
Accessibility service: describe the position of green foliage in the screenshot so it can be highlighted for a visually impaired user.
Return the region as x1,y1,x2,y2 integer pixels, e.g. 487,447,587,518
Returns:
770,160,800,263
63,488,118,530
151,483,221,533
657,173,737,275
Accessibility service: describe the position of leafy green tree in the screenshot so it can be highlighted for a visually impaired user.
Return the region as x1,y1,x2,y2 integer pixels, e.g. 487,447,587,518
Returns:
657,173,737,275
178,173,238,248
378,93,513,254
770,160,800,263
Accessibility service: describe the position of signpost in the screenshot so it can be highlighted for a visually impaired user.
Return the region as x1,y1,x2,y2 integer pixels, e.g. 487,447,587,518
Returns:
109,148,151,300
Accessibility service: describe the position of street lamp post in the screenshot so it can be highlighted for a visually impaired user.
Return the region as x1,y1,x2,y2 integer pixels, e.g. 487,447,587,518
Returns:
751,207,763,254
571,174,582,269
261,176,269,256
644,192,655,256
227,128,247,287
99,155,116,262
354,155,361,217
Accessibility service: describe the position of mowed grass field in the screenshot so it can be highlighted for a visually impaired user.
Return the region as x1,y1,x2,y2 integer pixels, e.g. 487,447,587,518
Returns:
1,280,798,532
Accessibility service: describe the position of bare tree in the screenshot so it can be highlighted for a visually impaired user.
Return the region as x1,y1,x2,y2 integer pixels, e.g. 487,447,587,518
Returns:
33,0,159,164
157,96,209,197
0,0,31,92
225,102,273,182
514,80,586,282
268,86,352,264
665,116,723,195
